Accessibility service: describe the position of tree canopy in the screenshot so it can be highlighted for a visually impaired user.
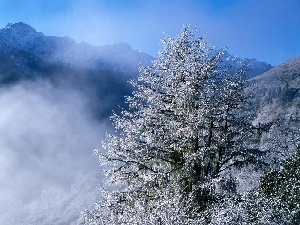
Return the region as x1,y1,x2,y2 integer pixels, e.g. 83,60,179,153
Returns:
82,26,263,225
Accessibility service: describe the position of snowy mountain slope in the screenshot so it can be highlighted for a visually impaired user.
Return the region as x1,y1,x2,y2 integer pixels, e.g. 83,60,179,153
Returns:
221,51,273,79
0,22,272,81
247,56,300,168
0,22,154,74
250,56,300,86
216,57,300,194
0,23,148,119
0,171,102,225
248,56,300,121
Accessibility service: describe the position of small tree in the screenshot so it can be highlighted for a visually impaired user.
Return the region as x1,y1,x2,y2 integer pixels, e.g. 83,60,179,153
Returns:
83,26,257,224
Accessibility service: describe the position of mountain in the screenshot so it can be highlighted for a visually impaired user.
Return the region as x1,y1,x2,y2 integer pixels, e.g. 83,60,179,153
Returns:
249,56,300,122
0,22,272,83
0,22,273,120
0,22,158,119
247,56,300,169
222,51,273,79
0,22,153,74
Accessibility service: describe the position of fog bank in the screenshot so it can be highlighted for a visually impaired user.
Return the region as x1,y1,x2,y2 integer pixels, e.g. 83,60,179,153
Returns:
0,80,106,224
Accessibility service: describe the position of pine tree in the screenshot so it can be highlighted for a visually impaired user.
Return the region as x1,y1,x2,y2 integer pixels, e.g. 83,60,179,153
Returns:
82,26,258,224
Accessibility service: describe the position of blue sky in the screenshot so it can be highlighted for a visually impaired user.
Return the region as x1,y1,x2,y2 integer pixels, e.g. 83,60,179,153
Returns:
0,0,299,65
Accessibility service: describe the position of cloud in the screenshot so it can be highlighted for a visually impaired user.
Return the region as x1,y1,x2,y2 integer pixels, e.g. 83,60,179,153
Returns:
0,80,104,224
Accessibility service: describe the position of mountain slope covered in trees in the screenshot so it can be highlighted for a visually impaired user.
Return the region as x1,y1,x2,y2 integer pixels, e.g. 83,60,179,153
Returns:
248,56,300,167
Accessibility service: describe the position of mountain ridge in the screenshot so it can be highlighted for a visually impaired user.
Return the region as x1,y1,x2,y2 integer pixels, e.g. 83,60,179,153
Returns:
0,22,272,79
0,22,154,75
250,56,300,84
245,56,300,169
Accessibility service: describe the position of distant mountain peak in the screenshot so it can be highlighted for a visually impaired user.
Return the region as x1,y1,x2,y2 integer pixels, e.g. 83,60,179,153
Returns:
5,23,13,28
0,22,154,75
3,22,38,34
112,42,133,51
220,50,273,79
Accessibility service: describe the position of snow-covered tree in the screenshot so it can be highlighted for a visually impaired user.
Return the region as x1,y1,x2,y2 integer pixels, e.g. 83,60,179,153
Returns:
259,146,300,224
83,26,258,224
